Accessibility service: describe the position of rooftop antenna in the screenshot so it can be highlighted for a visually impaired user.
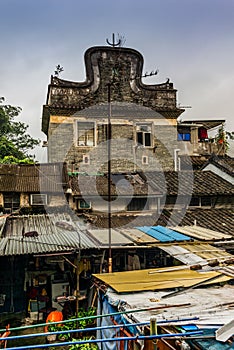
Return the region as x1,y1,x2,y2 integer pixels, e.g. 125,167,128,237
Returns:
106,33,121,47
54,64,64,77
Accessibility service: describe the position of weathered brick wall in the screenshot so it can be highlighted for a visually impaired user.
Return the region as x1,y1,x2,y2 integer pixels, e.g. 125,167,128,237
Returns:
44,46,185,172
48,118,180,172
20,193,30,207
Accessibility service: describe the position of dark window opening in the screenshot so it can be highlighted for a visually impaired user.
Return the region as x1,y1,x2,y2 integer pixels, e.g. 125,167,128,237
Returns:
201,196,212,206
190,197,200,206
127,197,149,211
3,193,20,212
136,124,152,147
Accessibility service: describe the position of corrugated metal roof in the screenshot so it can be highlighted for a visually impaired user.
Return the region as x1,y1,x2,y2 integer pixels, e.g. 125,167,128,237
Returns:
118,228,158,244
0,213,97,256
172,225,233,241
157,244,206,265
216,319,234,342
93,267,230,293
157,242,233,265
106,286,234,326
87,228,137,246
137,225,191,242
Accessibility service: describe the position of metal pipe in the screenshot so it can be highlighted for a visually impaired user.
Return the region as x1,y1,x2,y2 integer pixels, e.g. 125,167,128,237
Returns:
0,306,199,332
5,331,203,350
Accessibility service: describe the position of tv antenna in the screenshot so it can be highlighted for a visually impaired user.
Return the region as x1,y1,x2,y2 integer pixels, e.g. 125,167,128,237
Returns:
54,64,64,77
106,33,121,47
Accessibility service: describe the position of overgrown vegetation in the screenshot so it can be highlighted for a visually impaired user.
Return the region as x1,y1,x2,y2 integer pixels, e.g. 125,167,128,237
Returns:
47,307,97,348
0,97,40,163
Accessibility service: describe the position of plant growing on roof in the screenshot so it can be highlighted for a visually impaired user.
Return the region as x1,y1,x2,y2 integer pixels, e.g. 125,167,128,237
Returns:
215,124,229,153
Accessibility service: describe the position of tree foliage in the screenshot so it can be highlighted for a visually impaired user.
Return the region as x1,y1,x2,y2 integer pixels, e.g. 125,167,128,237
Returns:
0,97,40,162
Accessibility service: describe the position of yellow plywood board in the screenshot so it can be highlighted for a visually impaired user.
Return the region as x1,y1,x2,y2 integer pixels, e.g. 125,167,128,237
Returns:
93,267,230,293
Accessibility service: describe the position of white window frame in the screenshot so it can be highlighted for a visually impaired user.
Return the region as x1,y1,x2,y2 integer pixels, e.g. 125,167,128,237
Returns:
30,194,48,206
76,121,96,147
136,123,153,147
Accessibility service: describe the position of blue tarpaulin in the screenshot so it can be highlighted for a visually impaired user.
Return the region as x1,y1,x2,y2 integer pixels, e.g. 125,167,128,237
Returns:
136,225,191,242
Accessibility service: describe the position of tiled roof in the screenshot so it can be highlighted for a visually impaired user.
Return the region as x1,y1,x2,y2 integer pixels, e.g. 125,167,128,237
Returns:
73,102,165,119
146,170,234,196
179,155,210,170
70,170,234,197
0,163,68,193
202,155,234,177
82,208,234,235
70,172,161,196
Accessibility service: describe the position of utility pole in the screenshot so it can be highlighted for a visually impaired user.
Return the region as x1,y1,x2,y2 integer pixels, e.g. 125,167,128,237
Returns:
107,82,112,273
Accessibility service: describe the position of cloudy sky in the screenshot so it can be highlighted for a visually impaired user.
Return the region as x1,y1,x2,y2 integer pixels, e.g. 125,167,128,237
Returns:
1,0,234,161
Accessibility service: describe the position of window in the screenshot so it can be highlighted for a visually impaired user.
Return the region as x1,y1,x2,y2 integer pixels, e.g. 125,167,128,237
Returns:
136,124,152,147
178,132,191,141
201,196,212,207
177,127,191,141
127,197,149,211
78,199,92,210
3,193,20,211
189,197,199,206
30,194,47,206
77,122,95,146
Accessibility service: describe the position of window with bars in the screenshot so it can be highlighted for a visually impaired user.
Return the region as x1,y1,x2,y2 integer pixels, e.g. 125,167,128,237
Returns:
3,193,20,211
77,122,95,146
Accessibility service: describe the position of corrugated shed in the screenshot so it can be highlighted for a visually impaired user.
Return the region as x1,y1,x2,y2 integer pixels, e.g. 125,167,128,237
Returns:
0,213,97,256
172,225,232,241
157,242,233,265
137,225,191,242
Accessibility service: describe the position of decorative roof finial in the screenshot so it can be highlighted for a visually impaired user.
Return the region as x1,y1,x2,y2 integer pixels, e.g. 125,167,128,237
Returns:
106,33,121,47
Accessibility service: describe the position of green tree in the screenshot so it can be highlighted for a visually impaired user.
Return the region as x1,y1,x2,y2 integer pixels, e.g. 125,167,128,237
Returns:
0,97,40,162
